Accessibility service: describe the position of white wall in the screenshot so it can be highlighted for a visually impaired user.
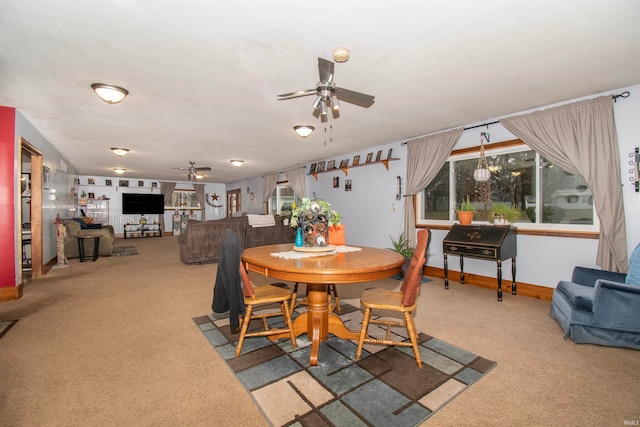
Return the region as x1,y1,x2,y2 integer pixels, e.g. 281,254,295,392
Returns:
301,84,640,289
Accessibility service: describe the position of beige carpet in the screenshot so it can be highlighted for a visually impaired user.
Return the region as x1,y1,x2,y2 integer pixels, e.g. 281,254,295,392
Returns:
1,236,638,426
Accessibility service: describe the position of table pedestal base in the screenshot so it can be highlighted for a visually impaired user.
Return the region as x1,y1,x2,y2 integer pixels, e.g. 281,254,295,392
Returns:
287,284,359,366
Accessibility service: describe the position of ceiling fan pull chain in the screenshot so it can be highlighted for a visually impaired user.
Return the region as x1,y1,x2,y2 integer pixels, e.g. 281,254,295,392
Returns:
324,126,327,146
330,124,333,144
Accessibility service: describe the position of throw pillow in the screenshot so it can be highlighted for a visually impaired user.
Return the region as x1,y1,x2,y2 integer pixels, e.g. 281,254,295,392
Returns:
625,243,640,286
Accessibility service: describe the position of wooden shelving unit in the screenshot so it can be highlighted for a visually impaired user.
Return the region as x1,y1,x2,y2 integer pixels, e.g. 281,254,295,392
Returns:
308,158,400,180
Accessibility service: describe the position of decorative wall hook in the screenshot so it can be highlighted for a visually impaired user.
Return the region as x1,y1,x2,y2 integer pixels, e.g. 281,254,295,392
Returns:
630,148,639,192
396,175,402,200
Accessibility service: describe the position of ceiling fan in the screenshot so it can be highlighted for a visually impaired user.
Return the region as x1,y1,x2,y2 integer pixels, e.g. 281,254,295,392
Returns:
277,58,375,121
172,161,212,181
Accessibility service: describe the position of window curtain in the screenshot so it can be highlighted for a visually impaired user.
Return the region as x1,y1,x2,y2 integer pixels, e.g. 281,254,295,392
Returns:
284,167,306,199
404,128,464,246
193,183,206,221
501,96,628,272
159,181,176,233
262,172,279,209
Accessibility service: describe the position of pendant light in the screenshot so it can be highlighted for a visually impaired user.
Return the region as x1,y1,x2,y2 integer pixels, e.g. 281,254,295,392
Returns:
474,132,491,182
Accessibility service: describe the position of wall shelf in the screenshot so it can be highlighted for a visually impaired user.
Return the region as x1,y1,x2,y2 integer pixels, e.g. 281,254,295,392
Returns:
308,158,400,180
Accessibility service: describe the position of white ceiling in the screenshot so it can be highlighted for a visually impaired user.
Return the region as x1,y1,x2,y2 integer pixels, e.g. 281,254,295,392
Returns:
2,1,639,183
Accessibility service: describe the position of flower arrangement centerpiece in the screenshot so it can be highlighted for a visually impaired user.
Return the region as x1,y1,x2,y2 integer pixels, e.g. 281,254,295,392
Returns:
290,198,342,247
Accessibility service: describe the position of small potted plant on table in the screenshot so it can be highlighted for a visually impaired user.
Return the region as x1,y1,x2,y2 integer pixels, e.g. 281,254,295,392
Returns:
489,203,521,225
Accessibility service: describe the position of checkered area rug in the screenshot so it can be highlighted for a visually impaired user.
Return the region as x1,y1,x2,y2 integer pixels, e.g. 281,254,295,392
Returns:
193,304,496,427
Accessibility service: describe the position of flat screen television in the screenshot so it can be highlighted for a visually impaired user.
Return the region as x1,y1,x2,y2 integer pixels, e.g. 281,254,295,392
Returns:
122,193,165,215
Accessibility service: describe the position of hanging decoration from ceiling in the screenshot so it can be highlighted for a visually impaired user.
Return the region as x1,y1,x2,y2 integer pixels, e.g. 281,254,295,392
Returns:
474,132,491,182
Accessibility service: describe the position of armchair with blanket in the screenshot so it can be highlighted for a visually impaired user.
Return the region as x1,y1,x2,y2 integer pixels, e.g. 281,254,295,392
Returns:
549,243,640,350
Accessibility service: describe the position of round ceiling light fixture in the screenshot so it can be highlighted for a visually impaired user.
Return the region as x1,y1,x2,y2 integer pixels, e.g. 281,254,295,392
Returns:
111,147,129,156
294,125,314,138
113,168,126,174
333,47,350,63
91,83,129,104
230,160,244,167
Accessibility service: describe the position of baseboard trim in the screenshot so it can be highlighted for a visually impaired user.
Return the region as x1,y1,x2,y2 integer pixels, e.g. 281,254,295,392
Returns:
0,284,23,301
423,266,554,301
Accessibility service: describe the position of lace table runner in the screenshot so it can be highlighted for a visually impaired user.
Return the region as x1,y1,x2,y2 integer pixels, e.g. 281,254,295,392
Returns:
270,245,362,260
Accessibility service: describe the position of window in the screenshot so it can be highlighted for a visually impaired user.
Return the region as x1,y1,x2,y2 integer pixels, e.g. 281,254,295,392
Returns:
165,190,201,209
417,142,597,231
268,183,300,217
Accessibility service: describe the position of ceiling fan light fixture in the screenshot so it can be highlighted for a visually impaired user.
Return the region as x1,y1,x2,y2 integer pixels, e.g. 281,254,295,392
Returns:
195,173,204,179
110,147,129,156
294,126,314,138
113,168,126,174
320,102,328,117
230,160,244,166
91,83,129,104
331,96,340,111
312,96,323,110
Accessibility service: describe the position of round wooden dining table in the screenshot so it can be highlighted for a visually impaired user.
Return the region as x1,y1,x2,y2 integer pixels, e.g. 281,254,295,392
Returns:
241,243,404,366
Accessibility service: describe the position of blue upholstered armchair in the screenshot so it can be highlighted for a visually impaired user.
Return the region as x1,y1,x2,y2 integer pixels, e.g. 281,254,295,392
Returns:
549,244,640,350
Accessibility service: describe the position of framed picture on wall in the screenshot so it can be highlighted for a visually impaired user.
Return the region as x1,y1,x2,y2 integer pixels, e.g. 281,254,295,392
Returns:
353,155,360,166
333,176,340,188
366,152,373,163
88,192,95,199
21,173,31,197
43,166,50,190
138,180,144,187
151,182,158,188
327,160,336,170
387,148,393,159
119,180,129,187
375,150,383,161
317,161,325,173
105,179,112,186
87,177,95,185
309,163,317,174
339,159,349,168
345,179,352,191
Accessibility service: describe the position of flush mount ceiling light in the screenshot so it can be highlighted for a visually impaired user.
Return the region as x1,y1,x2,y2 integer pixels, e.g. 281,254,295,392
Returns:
230,160,244,167
110,147,129,156
333,47,350,63
113,168,126,174
294,125,315,138
91,83,129,104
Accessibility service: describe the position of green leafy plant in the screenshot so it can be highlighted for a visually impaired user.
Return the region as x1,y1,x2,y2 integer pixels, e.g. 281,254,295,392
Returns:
489,202,521,224
388,231,415,258
455,195,476,212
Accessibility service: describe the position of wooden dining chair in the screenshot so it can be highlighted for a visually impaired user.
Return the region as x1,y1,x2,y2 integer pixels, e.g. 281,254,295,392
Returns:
235,263,297,357
290,283,340,316
355,229,430,367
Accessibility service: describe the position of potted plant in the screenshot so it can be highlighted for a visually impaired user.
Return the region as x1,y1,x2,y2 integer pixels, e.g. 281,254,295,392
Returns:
489,203,521,225
455,195,476,225
388,232,415,278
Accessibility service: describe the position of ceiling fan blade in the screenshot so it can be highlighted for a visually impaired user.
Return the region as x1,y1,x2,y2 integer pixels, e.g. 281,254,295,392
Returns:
335,87,375,108
277,89,317,100
318,58,334,84
194,167,212,171
171,167,187,170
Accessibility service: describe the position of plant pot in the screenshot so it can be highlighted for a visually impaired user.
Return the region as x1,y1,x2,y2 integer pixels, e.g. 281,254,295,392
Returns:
457,211,474,225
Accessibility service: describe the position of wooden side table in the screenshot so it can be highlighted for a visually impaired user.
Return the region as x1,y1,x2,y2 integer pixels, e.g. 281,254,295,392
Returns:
77,235,101,262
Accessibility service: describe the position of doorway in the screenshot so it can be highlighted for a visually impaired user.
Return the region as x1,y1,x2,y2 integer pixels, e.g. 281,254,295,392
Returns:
226,189,242,218
20,139,43,280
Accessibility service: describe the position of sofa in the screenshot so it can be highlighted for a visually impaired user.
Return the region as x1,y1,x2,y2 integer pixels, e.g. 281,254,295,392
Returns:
549,243,640,350
63,219,116,259
177,215,296,264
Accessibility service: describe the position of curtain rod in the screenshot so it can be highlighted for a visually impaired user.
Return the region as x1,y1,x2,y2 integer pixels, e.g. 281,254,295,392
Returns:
400,91,631,146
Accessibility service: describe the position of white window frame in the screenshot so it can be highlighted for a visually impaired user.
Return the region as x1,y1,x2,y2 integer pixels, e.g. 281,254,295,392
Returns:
267,182,300,216
415,144,599,233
